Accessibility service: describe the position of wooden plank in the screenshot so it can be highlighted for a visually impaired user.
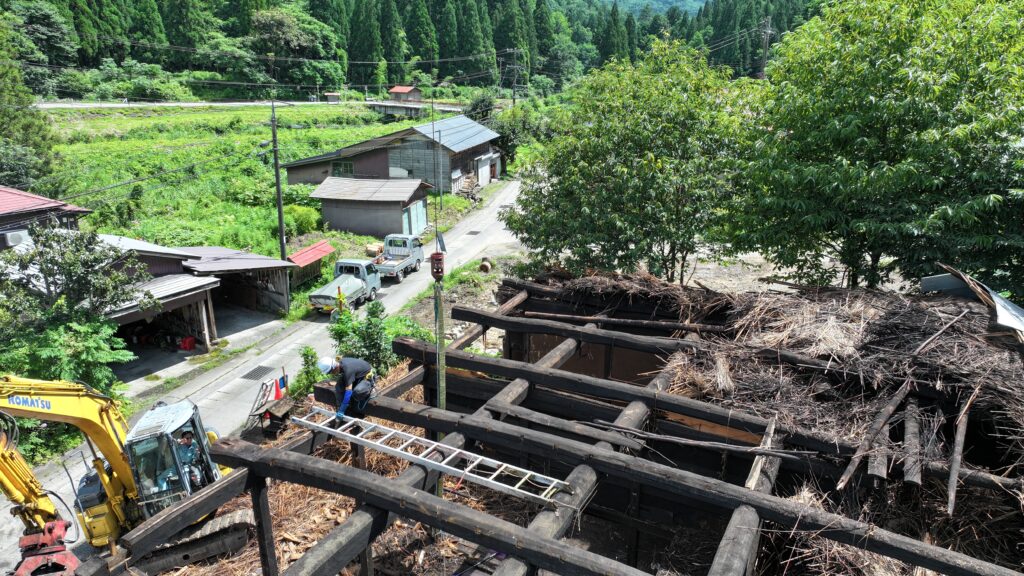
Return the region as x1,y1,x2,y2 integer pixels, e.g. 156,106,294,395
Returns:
904,398,922,486
836,379,912,490
250,474,279,576
287,327,587,576
660,412,763,445
450,305,699,354
211,440,650,576
522,311,729,334
120,429,329,558
707,420,781,576
365,397,1020,576
486,400,645,450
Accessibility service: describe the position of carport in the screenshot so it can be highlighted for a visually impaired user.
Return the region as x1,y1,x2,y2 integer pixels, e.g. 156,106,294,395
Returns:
180,247,296,315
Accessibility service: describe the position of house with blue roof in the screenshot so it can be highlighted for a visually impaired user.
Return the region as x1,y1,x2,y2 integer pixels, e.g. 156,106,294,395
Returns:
283,115,501,193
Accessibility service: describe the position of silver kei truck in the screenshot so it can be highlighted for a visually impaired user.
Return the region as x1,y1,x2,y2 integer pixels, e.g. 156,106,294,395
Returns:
374,234,425,283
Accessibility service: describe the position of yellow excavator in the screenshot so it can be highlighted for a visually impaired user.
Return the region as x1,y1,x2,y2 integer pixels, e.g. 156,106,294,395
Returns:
0,375,253,575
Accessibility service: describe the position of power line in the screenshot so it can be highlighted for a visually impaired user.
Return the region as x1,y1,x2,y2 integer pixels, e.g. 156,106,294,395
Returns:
97,35,514,66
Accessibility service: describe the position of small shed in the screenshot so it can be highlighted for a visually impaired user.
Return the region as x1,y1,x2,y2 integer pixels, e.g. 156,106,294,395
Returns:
180,247,296,314
311,178,431,237
0,186,91,238
288,240,336,290
388,85,422,102
324,92,342,103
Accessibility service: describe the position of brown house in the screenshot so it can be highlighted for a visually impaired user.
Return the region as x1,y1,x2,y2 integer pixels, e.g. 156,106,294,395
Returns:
283,115,501,193
0,186,90,244
388,85,422,102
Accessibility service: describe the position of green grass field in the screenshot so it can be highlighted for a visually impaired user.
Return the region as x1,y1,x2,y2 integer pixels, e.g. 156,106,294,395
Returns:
49,103,437,256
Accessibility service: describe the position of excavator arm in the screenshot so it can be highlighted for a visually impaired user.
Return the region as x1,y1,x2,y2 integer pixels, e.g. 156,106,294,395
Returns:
0,413,59,531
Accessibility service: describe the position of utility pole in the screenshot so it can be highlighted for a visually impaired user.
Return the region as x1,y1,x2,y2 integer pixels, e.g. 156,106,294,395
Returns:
760,16,772,79
270,99,287,261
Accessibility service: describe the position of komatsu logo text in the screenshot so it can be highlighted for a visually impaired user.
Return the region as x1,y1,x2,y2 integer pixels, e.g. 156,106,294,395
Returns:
6,396,52,410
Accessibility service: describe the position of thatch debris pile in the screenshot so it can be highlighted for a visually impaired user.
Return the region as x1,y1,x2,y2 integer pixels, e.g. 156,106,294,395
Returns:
518,270,1024,575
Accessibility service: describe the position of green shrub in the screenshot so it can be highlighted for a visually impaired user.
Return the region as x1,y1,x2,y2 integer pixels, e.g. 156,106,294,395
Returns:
328,303,431,376
284,205,320,236
289,345,324,400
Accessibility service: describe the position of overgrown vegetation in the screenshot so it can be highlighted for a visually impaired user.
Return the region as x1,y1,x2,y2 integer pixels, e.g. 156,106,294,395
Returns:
49,104,424,257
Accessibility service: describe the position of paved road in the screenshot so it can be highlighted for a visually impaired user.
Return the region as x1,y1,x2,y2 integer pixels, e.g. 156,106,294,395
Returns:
0,180,521,570
36,100,337,109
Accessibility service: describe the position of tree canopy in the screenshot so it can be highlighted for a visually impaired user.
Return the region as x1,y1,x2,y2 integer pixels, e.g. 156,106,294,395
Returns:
732,0,1024,292
501,41,739,281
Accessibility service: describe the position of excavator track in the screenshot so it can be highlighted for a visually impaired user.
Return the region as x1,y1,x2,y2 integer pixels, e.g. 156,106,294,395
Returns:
131,509,254,574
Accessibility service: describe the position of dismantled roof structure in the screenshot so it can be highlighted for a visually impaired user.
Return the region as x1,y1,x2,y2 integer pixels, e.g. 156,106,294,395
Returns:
108,268,1024,576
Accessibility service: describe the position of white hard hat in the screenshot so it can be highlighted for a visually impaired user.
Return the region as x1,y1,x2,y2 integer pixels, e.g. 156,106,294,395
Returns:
317,357,338,374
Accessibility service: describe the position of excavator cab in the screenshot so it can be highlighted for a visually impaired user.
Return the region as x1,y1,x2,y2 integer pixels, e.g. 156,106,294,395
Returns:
123,401,221,518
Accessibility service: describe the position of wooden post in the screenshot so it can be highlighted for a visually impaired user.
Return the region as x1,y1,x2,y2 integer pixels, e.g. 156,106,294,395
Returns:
707,420,782,576
836,379,912,490
352,444,375,576
904,398,922,486
205,290,218,341
250,474,279,576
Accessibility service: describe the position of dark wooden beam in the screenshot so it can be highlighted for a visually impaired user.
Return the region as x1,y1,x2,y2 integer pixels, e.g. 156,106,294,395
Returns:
486,400,645,451
707,421,782,576
522,311,729,334
250,474,279,576
502,278,688,320
364,396,1019,576
392,338,844,456
211,439,650,576
451,305,699,354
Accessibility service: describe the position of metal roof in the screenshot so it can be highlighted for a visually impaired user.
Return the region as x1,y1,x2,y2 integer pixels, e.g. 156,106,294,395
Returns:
389,85,419,94
98,234,198,260
413,115,499,153
281,132,412,168
289,240,336,268
179,246,296,274
310,178,429,203
106,274,220,319
127,400,198,441
0,186,90,217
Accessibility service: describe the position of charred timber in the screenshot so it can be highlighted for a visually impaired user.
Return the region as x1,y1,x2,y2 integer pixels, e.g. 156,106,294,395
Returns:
210,441,650,576
836,379,912,490
364,396,1020,576
707,421,782,576
521,311,729,334
450,305,700,354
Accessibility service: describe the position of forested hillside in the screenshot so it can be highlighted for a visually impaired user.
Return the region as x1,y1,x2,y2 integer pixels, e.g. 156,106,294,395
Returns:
0,0,813,101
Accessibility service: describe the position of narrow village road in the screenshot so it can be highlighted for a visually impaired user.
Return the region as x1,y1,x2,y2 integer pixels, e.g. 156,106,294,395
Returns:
0,180,521,570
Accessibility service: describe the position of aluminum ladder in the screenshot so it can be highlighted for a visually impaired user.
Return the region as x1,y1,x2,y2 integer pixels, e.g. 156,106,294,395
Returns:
292,407,573,507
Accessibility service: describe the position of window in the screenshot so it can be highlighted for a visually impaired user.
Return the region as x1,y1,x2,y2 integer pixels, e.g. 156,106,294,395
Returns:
331,161,354,177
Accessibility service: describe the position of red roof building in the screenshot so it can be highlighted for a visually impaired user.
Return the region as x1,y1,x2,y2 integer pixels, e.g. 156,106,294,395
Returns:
288,239,336,288
388,85,422,102
0,186,91,236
